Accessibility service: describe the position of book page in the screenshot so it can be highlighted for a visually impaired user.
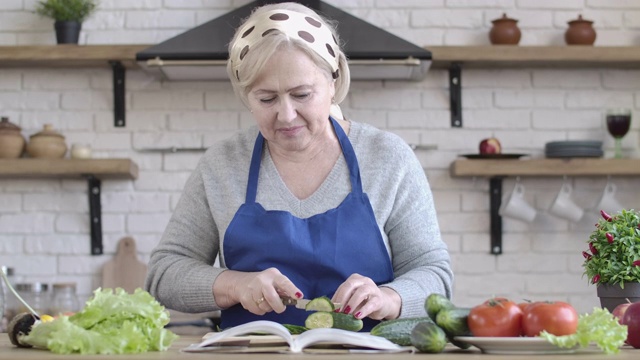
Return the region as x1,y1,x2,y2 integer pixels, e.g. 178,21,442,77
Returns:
182,320,409,354
292,327,404,353
182,320,293,352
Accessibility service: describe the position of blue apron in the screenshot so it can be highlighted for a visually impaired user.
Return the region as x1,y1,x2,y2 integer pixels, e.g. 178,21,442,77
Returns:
221,117,394,331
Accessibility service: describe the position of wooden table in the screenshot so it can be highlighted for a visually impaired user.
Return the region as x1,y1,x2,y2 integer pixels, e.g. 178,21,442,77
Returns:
0,334,637,359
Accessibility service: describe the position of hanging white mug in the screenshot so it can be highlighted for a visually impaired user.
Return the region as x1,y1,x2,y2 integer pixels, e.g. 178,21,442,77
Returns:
499,182,537,222
549,182,584,222
594,182,623,215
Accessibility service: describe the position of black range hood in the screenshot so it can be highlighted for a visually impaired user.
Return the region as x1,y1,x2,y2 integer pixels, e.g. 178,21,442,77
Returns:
136,0,432,81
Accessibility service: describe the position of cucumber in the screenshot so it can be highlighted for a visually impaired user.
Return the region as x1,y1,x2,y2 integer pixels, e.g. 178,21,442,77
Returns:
305,311,363,331
283,324,308,334
435,307,471,337
435,307,471,349
410,322,447,353
425,293,454,321
305,296,335,311
370,317,434,346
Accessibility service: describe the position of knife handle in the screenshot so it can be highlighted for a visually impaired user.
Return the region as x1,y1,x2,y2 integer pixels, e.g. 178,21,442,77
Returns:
281,297,297,306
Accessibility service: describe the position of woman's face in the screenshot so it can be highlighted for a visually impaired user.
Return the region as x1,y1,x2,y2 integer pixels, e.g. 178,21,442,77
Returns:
247,46,336,153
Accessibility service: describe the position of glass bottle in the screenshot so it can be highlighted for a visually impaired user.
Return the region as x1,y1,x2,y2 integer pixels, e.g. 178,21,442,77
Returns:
15,282,50,316
50,282,80,316
0,266,9,332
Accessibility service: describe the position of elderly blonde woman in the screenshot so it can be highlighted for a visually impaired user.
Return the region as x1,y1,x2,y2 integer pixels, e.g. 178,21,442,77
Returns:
146,2,452,331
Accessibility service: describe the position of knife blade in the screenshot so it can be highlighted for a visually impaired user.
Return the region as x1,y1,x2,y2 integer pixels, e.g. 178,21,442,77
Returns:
281,297,341,310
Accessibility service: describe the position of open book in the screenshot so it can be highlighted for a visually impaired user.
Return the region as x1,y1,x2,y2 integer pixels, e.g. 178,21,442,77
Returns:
181,320,409,354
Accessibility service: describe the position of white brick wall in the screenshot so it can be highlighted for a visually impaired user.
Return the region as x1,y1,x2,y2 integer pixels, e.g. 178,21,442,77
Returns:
0,0,639,314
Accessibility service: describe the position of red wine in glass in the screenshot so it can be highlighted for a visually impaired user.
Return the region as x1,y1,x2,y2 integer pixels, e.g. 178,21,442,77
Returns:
605,109,632,158
606,114,631,137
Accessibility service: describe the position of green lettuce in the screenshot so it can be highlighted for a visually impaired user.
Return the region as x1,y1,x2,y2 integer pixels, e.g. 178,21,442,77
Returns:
22,288,179,354
539,307,627,354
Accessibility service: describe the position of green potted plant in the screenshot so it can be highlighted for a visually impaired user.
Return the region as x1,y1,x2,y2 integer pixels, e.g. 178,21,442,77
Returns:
35,0,98,44
582,209,640,311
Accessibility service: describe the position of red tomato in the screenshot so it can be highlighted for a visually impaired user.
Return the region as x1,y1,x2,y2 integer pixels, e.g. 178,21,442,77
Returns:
522,301,578,337
468,297,523,337
518,301,533,313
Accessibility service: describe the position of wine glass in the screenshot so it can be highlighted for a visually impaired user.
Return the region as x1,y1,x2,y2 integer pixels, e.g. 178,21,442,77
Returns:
605,108,632,159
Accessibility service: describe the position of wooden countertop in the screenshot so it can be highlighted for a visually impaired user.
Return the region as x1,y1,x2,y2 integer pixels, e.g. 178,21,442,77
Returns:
0,334,637,359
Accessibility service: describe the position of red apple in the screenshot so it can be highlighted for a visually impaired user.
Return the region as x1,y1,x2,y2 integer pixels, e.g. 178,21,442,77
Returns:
621,302,640,348
479,138,502,154
612,301,632,323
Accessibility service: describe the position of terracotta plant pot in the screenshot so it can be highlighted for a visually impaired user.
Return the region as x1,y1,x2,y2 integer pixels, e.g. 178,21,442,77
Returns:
565,14,596,45
597,282,640,312
0,117,26,158
489,13,521,45
26,124,68,159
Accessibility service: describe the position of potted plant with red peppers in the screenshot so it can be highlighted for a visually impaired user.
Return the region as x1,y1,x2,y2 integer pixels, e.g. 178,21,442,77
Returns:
582,209,640,312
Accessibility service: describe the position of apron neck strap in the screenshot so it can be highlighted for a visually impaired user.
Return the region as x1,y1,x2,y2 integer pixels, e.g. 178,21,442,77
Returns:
245,117,363,203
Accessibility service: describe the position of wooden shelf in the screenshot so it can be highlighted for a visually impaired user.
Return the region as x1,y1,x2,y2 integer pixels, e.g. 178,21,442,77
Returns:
1,45,640,69
0,159,138,179
0,45,146,68
428,46,640,69
451,158,640,177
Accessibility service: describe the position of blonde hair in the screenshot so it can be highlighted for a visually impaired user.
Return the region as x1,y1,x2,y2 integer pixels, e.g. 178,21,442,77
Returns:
227,2,350,108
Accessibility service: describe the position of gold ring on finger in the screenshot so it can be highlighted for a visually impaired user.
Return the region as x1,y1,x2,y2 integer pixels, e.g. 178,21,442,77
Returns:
255,296,265,306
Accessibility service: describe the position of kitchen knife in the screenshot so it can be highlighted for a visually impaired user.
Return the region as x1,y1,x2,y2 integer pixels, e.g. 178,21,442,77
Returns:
281,297,341,310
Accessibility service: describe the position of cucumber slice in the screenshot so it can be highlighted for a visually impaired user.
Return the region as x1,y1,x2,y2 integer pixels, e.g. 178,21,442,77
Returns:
305,312,334,329
305,296,335,311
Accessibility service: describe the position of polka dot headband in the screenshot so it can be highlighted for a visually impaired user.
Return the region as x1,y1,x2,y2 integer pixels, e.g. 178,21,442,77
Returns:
230,9,340,81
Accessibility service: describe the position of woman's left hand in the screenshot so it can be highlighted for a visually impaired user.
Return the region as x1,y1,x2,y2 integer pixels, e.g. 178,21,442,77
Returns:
332,273,401,320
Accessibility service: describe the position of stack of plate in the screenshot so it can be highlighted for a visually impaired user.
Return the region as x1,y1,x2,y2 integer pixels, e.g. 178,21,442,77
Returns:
545,140,603,158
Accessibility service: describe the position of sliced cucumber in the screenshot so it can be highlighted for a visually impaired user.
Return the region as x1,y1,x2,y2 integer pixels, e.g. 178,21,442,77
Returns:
305,311,363,331
305,312,334,329
305,296,335,312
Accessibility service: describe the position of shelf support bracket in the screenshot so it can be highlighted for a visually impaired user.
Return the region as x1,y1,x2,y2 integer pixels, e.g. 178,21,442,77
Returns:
110,61,126,127
490,177,504,255
449,62,462,128
87,176,103,255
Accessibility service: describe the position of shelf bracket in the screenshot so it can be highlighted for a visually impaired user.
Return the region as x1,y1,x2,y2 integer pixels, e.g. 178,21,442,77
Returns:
489,177,504,255
87,176,103,255
109,61,126,127
449,62,462,128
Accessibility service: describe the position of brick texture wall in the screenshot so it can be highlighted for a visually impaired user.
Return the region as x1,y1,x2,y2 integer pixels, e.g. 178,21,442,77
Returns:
1,0,640,313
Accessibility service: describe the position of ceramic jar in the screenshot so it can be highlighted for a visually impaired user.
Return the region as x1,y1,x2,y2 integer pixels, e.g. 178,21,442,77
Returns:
489,13,521,45
70,143,92,159
565,15,596,45
0,117,26,159
26,124,68,159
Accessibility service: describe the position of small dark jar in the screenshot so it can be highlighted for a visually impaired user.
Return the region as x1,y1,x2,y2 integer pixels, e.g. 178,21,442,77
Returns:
565,15,596,45
489,13,521,45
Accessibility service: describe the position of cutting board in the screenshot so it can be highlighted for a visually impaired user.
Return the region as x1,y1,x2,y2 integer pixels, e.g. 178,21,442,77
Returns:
102,236,147,293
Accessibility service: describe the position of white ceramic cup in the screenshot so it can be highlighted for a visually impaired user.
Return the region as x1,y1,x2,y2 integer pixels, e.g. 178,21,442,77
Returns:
499,182,537,222
594,182,624,215
549,182,584,222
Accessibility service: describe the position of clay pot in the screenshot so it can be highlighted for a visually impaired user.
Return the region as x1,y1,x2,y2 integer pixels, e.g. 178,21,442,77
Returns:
489,13,521,45
0,117,26,159
565,14,596,45
26,124,68,159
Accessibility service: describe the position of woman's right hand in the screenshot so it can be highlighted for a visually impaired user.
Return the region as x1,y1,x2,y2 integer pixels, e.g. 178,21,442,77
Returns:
214,267,303,315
